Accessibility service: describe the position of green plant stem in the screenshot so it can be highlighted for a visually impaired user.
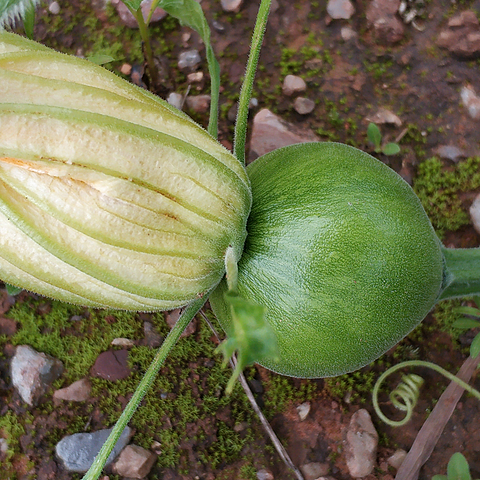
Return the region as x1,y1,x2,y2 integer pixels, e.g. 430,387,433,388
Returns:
132,7,158,87
81,293,209,480
233,0,271,165
372,360,480,427
440,247,480,300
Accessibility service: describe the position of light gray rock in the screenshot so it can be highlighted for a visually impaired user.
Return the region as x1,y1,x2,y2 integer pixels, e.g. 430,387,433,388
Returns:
341,26,358,41
300,462,329,480
461,85,480,120
53,378,91,403
345,409,378,477
186,95,211,114
257,468,274,480
110,337,135,348
112,444,157,479
11,345,64,406
433,145,466,162
437,11,480,59
293,97,315,115
296,401,311,421
55,426,132,473
0,438,8,456
48,1,60,14
249,109,319,159
178,50,202,70
221,0,243,13
327,0,355,20
167,92,184,110
470,193,480,234
282,75,307,96
387,448,407,470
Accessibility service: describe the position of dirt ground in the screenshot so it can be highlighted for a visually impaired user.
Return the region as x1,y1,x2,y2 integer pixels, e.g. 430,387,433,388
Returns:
1,0,480,479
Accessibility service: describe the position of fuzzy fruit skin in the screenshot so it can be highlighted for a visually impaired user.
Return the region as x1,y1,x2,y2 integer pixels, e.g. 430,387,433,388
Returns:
210,142,446,378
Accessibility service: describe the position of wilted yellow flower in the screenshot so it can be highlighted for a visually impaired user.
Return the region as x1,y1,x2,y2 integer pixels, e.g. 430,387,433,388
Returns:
0,32,251,310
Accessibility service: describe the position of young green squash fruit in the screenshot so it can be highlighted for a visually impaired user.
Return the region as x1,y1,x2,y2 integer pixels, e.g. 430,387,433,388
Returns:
210,142,448,378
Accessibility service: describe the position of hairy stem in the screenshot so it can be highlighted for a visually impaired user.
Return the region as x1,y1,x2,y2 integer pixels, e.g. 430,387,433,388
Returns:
132,8,158,87
82,294,209,480
233,0,271,164
440,246,480,300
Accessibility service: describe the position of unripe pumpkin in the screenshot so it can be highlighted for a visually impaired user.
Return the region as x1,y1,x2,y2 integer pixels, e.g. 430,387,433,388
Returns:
0,32,251,310
210,142,447,378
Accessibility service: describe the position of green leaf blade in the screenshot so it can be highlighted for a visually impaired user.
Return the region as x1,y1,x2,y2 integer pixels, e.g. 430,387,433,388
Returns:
367,122,382,149
447,453,471,480
470,333,480,358
382,142,400,156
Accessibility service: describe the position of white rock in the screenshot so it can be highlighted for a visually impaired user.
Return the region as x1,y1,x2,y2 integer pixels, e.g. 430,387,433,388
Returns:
470,193,480,234
327,0,355,19
167,92,184,110
282,75,307,96
296,401,311,421
249,109,319,158
461,85,480,120
49,1,60,14
112,444,157,479
387,448,408,470
256,468,274,480
300,462,329,480
187,71,204,83
119,63,132,76
53,378,91,402
11,345,64,406
0,438,8,455
341,26,358,40
186,95,211,114
221,0,243,12
345,409,379,477
293,97,315,115
111,337,135,348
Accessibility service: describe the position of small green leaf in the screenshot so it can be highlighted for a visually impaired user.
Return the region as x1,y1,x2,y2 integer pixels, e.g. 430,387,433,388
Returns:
382,142,400,156
367,122,382,149
470,333,480,358
87,53,116,65
5,283,22,296
22,0,35,39
120,0,142,12
455,306,480,317
447,453,471,480
452,318,480,329
216,291,278,394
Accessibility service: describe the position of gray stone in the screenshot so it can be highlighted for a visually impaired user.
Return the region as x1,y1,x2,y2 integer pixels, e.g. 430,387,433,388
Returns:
282,75,307,96
11,345,64,406
0,438,7,456
327,0,355,20
387,448,407,470
178,50,202,70
461,85,480,120
48,1,60,14
345,409,378,477
341,26,358,41
167,92,184,110
433,145,466,162
366,0,405,44
111,337,135,348
186,95,211,114
111,0,167,28
293,97,315,115
221,0,243,13
249,109,319,159
112,444,157,479
296,401,311,421
53,378,91,403
257,468,274,480
300,462,329,480
470,193,480,234
55,426,131,473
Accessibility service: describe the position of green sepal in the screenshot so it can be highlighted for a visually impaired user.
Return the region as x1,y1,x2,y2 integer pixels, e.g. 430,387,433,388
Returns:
5,283,22,295
452,318,480,330
87,53,116,65
215,290,278,394
455,306,480,317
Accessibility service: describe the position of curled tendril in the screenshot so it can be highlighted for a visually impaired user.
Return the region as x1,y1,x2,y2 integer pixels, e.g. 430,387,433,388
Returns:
372,360,480,427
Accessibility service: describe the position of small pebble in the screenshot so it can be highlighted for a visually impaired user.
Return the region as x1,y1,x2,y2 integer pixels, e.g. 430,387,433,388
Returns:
178,50,201,70
293,97,315,115
167,92,184,110
387,449,407,470
120,63,132,76
257,468,274,480
282,75,307,96
49,1,60,14
296,401,311,421
221,0,243,12
187,71,204,83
